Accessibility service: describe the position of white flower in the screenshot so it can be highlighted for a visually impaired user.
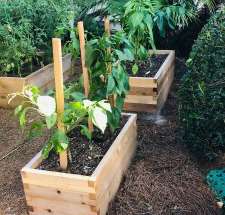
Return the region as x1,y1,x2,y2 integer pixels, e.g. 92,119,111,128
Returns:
92,107,108,133
98,100,112,112
83,99,95,108
37,96,56,117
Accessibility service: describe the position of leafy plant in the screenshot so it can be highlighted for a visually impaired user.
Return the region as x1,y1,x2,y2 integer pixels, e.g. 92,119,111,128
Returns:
122,0,195,62
0,0,76,76
11,85,111,158
84,31,133,130
178,8,225,160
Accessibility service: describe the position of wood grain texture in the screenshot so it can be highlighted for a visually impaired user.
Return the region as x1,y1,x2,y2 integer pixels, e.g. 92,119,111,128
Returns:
52,38,68,170
124,50,175,112
21,113,137,215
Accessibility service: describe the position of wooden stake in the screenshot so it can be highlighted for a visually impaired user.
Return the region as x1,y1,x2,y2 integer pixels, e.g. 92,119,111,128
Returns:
104,17,114,107
77,21,93,132
52,38,68,170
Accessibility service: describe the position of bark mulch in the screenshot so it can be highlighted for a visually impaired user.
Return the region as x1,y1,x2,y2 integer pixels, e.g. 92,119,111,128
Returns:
0,59,222,215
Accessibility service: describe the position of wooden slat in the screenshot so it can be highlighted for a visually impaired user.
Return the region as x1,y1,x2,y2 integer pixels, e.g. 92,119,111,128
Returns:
24,184,97,206
148,50,171,55
0,77,25,108
123,103,156,113
128,86,156,96
0,77,25,94
129,77,157,88
156,64,175,111
95,120,137,213
26,54,72,90
157,63,175,93
21,168,94,193
27,198,97,215
125,95,157,105
155,50,175,80
93,114,137,196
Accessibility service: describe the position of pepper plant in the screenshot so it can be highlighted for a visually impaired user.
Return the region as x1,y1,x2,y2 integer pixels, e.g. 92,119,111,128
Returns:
84,30,134,130
10,85,111,159
118,0,196,75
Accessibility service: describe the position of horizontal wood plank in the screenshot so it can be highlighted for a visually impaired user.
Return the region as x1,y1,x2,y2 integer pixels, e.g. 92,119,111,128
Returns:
125,95,157,105
129,77,157,88
21,168,95,194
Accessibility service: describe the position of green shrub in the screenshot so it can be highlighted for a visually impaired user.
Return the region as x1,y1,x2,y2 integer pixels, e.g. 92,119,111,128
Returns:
178,8,225,160
0,0,75,76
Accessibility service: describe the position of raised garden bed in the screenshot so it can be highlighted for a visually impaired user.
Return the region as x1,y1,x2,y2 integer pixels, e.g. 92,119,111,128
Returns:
124,50,175,112
0,54,78,108
21,113,137,215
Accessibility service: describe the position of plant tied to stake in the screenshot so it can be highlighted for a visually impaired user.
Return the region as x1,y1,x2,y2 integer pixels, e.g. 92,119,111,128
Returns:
85,29,133,130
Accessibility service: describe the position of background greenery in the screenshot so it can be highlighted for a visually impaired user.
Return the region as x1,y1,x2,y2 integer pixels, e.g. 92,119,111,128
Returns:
0,0,77,76
178,8,225,160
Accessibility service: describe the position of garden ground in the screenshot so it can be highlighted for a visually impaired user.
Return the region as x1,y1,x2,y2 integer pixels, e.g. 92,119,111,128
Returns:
0,59,224,215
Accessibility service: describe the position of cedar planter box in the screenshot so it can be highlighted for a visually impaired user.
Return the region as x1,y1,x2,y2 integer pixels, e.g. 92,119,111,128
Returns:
21,113,137,215
124,50,175,112
0,54,79,108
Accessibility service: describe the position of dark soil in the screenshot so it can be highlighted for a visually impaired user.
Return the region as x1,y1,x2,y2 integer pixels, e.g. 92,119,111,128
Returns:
0,59,223,215
127,54,168,77
39,117,128,176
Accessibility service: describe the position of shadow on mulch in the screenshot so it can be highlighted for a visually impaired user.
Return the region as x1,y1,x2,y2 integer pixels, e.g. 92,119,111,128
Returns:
107,59,221,215
0,59,222,215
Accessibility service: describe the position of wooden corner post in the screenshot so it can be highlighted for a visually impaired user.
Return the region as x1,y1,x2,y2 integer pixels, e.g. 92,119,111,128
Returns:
77,21,93,132
52,38,68,170
104,17,114,107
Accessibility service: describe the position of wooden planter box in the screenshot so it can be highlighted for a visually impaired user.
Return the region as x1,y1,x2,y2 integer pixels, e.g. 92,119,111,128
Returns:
0,54,79,108
21,113,137,215
124,50,175,112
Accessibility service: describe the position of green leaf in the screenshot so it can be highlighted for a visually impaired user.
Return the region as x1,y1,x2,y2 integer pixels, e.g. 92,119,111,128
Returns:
42,140,54,159
19,108,27,128
107,74,116,95
70,92,86,101
132,63,139,75
45,113,57,129
107,107,121,132
80,125,92,140
116,96,125,111
15,105,23,116
130,12,144,28
52,130,69,153
29,122,45,139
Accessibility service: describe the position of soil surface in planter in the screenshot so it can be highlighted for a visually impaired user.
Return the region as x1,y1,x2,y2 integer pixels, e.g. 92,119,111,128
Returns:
39,117,128,176
0,59,224,215
127,54,168,77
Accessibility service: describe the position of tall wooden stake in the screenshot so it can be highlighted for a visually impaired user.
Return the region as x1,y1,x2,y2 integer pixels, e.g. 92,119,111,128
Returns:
77,21,93,132
52,38,68,170
104,17,114,107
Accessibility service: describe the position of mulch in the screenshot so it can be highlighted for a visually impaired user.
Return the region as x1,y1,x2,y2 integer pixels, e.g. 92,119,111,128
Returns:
0,59,222,215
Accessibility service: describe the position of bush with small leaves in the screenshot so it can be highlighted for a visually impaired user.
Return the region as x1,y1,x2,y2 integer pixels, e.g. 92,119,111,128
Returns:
178,8,225,160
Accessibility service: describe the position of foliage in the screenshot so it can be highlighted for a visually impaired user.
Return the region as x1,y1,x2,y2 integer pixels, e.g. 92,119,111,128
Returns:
178,8,225,160
11,86,111,158
0,0,75,76
122,0,195,62
84,31,133,130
